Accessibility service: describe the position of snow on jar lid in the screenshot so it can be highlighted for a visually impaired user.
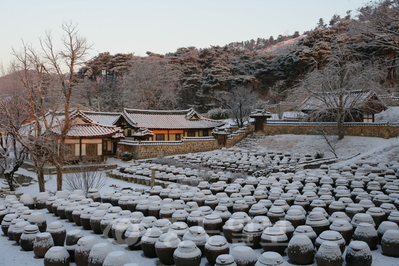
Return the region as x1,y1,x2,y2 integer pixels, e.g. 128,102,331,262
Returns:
205,235,228,248
173,240,201,257
330,219,353,231
24,224,39,233
257,251,286,266
243,222,264,233
263,226,285,236
215,254,235,265
47,221,64,231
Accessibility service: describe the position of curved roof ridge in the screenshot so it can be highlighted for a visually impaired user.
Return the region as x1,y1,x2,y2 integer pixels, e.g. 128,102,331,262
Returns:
123,108,193,114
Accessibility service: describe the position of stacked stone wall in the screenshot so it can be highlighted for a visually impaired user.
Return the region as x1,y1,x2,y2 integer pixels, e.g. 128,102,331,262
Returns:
117,126,252,160
261,122,399,139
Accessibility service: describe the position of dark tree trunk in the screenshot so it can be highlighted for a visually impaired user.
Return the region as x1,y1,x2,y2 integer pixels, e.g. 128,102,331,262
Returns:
36,166,45,192
4,173,15,191
56,165,63,191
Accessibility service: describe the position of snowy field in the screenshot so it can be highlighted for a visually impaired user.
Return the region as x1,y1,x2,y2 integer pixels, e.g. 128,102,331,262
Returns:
1,134,399,265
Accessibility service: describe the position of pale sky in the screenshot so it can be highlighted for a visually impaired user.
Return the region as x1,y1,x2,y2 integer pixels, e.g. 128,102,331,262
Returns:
0,0,367,73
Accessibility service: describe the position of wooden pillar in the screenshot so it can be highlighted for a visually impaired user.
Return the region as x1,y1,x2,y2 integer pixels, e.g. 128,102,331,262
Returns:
79,138,82,161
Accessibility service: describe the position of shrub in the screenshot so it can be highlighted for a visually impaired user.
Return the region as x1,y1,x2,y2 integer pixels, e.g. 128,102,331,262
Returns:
314,152,324,159
207,108,230,120
63,166,108,197
121,151,134,161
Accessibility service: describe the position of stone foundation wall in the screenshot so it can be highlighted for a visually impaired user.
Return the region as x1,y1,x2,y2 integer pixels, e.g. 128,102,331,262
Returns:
261,122,399,139
117,126,253,160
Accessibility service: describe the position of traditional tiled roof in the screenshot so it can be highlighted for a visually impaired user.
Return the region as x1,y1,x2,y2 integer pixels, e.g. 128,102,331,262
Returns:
121,108,225,129
81,111,121,126
23,109,124,139
132,128,154,137
300,90,387,114
52,123,124,138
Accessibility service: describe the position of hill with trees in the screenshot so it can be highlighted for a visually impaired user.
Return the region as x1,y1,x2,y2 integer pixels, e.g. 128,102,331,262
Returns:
1,0,398,114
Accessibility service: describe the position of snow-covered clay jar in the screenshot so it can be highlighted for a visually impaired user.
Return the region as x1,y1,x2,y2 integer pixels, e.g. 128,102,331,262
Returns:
20,224,39,251
352,223,378,250
381,229,399,257
80,207,97,230
74,236,98,266
46,196,57,213
215,254,237,266
12,220,29,244
275,220,295,240
7,218,24,241
204,235,230,266
89,210,107,234
47,221,66,246
260,226,288,255
35,192,50,209
344,241,372,266
102,251,131,266
87,242,113,266
315,241,343,266
65,229,83,263
287,234,315,265
377,221,399,243
222,218,244,244
155,232,181,265
182,225,210,254
305,211,330,236
284,208,306,228
254,251,286,266
124,223,146,250
34,232,54,258
242,222,264,249
173,240,202,266
203,214,223,236
141,227,163,258
315,230,346,254
44,246,70,266
329,219,353,245
1,213,18,236
0,205,8,224
19,193,35,209
28,211,47,232
100,213,118,238
231,245,258,266
111,218,132,244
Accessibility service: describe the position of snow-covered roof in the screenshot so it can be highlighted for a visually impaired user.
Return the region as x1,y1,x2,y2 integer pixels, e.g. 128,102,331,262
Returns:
120,108,225,129
81,111,121,126
22,109,124,139
300,90,387,114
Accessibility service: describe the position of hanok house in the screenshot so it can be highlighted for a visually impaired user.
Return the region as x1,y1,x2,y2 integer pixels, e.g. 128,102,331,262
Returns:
51,110,124,162
299,90,387,122
114,108,225,141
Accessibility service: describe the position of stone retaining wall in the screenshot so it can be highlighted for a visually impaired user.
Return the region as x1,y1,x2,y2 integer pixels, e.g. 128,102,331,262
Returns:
117,127,253,160
261,122,399,139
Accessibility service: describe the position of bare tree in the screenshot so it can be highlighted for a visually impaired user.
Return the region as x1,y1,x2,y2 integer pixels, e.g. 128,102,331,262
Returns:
39,21,92,191
11,43,53,192
11,22,92,192
121,57,182,110
63,167,108,197
216,86,258,128
0,93,30,191
299,47,385,139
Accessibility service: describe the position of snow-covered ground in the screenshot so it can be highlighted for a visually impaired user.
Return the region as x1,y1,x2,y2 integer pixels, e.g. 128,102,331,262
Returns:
375,106,399,123
1,134,399,265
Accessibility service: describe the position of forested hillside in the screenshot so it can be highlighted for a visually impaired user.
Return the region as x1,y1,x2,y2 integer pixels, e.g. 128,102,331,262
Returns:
2,0,398,113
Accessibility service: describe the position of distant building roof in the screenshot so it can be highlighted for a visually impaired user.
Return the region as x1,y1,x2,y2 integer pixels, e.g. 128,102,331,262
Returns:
299,90,387,114
120,108,225,129
24,109,124,139
82,111,121,126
